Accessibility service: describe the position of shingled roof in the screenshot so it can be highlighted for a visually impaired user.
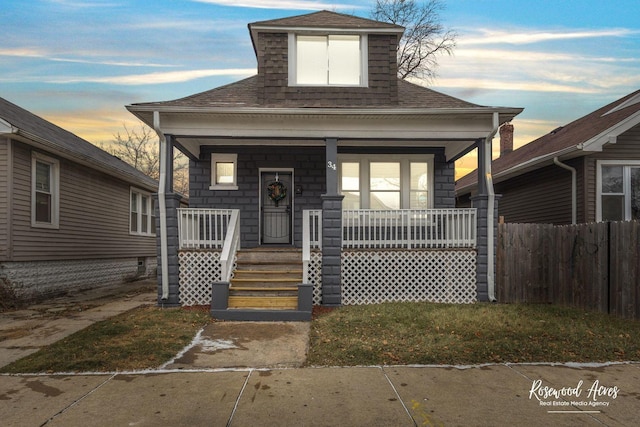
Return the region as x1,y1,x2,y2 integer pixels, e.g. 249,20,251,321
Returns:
129,75,481,110
456,89,640,192
0,96,157,190
249,10,404,31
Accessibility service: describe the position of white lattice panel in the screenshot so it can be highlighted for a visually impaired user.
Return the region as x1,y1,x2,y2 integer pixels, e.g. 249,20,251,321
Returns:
307,250,323,305
341,249,477,304
178,251,222,306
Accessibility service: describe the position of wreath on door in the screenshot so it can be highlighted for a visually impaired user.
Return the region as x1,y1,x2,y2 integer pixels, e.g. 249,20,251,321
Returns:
267,181,287,206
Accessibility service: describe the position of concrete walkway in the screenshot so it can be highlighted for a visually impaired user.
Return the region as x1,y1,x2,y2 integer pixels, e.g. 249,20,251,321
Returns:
1,282,639,426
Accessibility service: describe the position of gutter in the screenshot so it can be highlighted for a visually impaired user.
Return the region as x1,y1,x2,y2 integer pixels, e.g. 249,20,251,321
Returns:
553,157,577,224
153,111,170,301
485,112,500,302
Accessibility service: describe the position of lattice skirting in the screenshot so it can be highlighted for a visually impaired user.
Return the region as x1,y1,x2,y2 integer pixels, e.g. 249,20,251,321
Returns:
307,251,323,305
178,250,223,306
341,249,477,304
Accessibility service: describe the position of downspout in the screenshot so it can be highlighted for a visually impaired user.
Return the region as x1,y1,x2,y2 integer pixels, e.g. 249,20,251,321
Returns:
485,112,500,302
553,157,577,224
153,111,170,300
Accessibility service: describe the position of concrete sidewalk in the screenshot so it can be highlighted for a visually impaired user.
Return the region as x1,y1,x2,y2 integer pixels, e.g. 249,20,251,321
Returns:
1,363,639,426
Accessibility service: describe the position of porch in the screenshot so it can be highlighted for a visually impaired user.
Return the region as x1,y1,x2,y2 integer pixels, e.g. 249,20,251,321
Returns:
176,207,478,317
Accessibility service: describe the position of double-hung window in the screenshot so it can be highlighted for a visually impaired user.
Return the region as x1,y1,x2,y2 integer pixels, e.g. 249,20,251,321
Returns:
130,188,155,236
339,155,433,210
31,152,59,228
289,34,367,86
598,161,640,221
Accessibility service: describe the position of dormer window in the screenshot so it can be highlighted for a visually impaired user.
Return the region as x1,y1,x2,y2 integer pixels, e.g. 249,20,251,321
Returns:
289,34,368,87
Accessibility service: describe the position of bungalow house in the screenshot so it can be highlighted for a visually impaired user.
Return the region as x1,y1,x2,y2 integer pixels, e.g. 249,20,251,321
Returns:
126,11,522,320
0,97,158,304
456,89,640,224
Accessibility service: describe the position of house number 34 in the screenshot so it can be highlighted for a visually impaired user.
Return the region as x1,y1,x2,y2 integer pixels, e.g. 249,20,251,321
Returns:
327,161,337,171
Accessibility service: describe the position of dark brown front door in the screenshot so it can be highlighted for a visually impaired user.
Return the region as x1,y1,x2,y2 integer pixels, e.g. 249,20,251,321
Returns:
261,171,292,244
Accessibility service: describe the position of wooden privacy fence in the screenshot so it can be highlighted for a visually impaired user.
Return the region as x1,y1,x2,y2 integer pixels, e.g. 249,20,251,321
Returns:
497,221,640,319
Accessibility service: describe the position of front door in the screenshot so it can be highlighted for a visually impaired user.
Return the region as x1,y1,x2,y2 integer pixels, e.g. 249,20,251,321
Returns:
261,171,292,244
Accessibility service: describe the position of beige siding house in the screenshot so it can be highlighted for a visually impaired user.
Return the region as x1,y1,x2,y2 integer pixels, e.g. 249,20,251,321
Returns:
457,90,640,224
1,97,158,303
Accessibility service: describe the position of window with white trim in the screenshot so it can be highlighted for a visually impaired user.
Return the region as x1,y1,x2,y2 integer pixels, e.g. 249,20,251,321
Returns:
339,155,433,210
598,161,640,221
289,34,367,87
31,152,59,228
130,188,155,236
210,153,238,190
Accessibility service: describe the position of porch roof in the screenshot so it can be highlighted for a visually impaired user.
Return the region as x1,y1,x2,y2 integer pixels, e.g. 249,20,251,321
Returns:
127,77,522,161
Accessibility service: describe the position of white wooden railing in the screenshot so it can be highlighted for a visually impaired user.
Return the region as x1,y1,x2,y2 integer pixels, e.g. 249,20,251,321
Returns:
342,209,477,249
302,210,322,283
177,208,241,282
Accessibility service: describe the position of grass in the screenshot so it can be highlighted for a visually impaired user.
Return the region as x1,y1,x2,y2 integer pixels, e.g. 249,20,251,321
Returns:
2,302,639,373
306,302,640,366
0,306,211,374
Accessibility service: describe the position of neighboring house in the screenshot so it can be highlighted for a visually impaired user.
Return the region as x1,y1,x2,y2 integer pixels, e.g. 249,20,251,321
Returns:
0,97,158,303
127,11,522,320
456,89,640,225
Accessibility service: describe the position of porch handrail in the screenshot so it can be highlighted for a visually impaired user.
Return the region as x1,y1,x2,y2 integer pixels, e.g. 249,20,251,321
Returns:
178,208,235,250
342,208,477,249
220,209,240,282
302,209,322,283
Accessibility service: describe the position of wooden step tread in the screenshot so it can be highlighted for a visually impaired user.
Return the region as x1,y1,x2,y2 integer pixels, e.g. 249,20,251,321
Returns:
228,295,298,309
230,286,298,292
234,269,303,274
232,277,300,283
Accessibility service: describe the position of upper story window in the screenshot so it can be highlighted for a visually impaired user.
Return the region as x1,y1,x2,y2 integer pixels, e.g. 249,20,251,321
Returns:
289,34,368,87
31,152,60,229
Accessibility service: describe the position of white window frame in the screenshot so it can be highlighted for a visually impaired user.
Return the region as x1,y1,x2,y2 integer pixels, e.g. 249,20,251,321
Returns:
338,154,434,209
288,33,368,87
596,160,640,221
130,188,155,236
31,152,60,229
210,153,238,190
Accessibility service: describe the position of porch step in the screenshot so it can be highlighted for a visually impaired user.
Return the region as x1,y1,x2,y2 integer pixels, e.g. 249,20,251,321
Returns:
224,248,306,314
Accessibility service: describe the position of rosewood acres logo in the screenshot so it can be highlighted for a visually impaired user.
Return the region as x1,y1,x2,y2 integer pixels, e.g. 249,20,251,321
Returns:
529,379,620,412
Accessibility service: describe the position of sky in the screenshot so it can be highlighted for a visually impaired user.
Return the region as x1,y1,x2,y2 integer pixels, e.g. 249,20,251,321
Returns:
2,0,640,177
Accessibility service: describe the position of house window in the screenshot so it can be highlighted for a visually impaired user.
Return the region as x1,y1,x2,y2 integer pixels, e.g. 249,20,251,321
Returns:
31,152,59,228
210,153,238,190
339,155,433,210
598,161,640,221
289,34,367,86
130,188,155,236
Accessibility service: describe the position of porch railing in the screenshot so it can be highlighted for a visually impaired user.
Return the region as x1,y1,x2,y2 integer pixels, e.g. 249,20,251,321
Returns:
302,209,322,283
342,208,477,249
177,208,240,282
301,208,476,254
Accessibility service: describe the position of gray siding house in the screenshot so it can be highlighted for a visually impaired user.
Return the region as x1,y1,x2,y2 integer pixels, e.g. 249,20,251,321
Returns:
0,97,158,303
456,90,640,225
127,11,522,320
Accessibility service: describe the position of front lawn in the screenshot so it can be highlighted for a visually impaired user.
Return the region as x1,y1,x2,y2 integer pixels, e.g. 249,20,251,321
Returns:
306,302,640,366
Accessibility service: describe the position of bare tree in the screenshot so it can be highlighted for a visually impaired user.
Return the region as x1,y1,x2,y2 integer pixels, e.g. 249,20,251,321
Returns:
372,0,457,81
101,124,189,195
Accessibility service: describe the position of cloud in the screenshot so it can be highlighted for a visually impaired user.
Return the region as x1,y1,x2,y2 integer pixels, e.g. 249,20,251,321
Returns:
191,0,358,10
462,28,639,46
48,68,257,85
434,78,601,94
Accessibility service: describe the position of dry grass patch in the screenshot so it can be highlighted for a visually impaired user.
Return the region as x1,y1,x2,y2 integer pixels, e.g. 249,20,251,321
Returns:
307,302,640,366
0,306,211,373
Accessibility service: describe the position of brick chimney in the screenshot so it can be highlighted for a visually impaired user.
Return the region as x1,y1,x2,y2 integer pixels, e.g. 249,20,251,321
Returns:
499,122,514,157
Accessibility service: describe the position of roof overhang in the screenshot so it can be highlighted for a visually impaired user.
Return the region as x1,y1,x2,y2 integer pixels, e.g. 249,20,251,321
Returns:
127,105,522,162
7,126,157,192
579,109,640,151
0,117,16,134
